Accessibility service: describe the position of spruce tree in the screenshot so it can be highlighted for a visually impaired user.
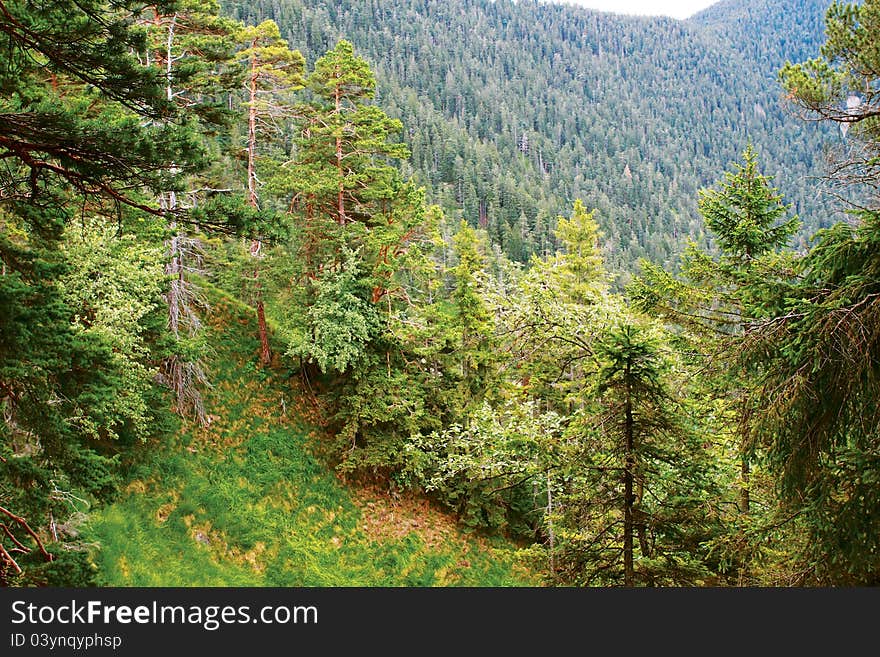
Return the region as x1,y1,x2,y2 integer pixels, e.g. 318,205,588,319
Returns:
739,0,880,583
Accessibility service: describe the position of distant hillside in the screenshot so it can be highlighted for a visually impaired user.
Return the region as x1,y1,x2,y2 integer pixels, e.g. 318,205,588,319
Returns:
692,0,830,68
221,0,839,277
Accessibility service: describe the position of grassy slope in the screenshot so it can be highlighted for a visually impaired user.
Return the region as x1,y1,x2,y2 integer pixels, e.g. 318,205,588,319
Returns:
86,287,537,586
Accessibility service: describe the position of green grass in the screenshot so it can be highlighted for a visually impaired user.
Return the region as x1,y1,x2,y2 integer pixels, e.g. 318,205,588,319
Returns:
86,287,537,586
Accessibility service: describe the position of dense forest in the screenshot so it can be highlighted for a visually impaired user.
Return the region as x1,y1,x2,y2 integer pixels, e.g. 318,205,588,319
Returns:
1,0,879,587
222,0,841,276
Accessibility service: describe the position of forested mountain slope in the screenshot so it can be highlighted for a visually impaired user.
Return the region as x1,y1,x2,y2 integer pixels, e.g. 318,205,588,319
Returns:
4,0,879,589
222,0,838,276
693,0,830,66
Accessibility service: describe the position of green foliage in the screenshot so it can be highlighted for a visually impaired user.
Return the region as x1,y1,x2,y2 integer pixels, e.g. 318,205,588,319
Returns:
726,0,880,584
0,228,125,584
6,0,880,590
0,0,206,235
545,319,722,587
60,218,167,441
0,0,207,584
740,210,880,583
138,0,243,126
698,143,800,265
285,248,381,373
779,0,880,200
408,397,563,534
84,290,534,586
547,199,607,303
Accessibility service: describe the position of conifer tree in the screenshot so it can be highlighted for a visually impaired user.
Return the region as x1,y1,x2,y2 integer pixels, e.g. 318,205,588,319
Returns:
136,0,240,423
270,41,436,478
545,198,607,304
554,319,719,587
237,19,304,364
0,0,203,584
278,40,422,372
739,0,880,583
631,144,798,521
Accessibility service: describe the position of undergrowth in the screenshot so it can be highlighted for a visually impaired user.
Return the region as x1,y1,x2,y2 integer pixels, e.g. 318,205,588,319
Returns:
85,286,537,586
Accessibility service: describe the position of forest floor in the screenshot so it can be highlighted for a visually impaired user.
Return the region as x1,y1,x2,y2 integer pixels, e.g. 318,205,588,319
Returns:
85,287,538,586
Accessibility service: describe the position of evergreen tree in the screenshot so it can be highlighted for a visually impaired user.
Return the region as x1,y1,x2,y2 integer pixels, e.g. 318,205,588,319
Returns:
0,0,201,584
737,0,880,583
552,320,719,587
449,221,494,388
271,40,437,480
136,0,241,423
545,199,607,304
630,145,799,582
237,19,304,364
277,39,422,370
698,143,800,267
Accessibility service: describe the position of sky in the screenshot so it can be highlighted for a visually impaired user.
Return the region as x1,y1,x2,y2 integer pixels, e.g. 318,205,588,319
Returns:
555,0,719,20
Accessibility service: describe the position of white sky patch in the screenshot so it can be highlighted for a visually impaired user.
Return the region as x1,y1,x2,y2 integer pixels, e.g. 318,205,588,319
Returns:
551,0,719,20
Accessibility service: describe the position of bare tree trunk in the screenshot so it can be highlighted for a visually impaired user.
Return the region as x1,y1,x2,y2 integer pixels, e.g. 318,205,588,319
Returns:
150,14,209,426
247,46,259,209
739,453,750,514
546,471,556,576
635,480,654,586
162,228,209,425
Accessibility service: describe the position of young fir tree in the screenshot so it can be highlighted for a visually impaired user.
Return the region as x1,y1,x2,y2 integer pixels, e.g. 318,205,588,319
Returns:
498,199,609,416
449,221,495,388
545,198,607,305
629,144,799,583
552,320,720,587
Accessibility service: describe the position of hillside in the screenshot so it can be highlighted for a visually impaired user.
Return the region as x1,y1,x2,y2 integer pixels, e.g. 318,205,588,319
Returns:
5,0,879,593
692,0,830,66
85,287,537,586
222,0,839,276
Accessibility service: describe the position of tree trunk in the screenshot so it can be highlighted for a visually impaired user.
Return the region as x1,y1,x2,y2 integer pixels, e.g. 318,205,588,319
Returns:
547,471,556,576
335,78,345,225
624,368,635,587
247,45,259,208
249,241,271,366
247,49,270,365
256,291,271,365
739,452,750,514
636,480,653,587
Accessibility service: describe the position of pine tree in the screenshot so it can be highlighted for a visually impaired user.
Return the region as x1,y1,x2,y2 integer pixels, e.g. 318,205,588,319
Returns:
277,39,421,372
237,19,304,364
136,0,241,423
